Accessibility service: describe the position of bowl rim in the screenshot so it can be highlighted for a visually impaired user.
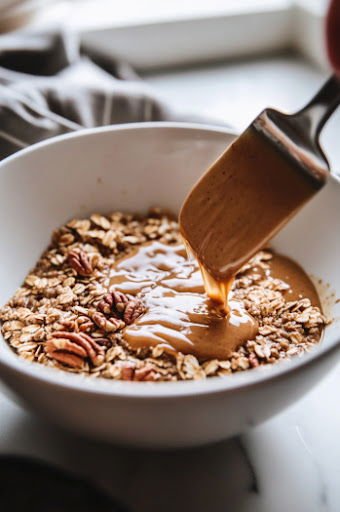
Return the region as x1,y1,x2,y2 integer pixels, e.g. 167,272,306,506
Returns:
0,121,339,399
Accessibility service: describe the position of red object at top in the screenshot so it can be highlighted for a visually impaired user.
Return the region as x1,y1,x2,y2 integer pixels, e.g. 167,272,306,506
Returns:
326,0,340,73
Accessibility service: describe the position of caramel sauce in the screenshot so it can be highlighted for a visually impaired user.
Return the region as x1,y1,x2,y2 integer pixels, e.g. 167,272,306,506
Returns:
109,241,321,360
109,241,258,360
179,127,325,312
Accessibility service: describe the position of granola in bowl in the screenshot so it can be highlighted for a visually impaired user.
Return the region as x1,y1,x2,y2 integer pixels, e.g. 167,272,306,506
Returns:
0,210,325,382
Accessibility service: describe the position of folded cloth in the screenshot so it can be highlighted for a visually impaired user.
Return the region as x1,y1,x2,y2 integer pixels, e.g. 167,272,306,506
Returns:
0,30,217,160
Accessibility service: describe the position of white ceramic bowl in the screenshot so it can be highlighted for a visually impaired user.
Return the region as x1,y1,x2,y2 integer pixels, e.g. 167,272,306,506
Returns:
0,123,339,448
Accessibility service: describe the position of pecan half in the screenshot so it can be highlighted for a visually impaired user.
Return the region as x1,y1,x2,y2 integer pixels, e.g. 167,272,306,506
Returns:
67,250,93,276
97,291,144,325
46,331,105,368
123,299,145,325
92,311,124,333
97,291,129,317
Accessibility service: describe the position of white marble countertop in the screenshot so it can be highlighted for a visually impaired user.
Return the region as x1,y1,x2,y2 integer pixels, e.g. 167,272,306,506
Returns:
1,366,340,512
1,53,340,512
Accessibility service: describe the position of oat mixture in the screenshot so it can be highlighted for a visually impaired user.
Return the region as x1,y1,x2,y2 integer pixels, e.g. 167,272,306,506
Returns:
0,210,325,381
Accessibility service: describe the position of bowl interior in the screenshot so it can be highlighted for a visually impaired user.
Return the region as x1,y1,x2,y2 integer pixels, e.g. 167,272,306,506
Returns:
0,123,339,379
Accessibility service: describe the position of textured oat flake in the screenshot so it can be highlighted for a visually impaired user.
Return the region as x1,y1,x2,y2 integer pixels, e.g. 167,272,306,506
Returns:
0,210,325,381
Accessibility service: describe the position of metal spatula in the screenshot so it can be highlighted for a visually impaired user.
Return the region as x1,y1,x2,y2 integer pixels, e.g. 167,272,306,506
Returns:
180,75,340,290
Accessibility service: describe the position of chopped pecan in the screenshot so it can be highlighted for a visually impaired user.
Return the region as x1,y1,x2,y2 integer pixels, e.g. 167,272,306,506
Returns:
97,290,144,325
61,315,94,333
121,363,136,381
93,337,113,348
134,366,156,381
67,249,93,276
249,352,260,368
61,318,76,331
120,362,156,381
77,315,94,333
46,331,105,368
92,311,124,333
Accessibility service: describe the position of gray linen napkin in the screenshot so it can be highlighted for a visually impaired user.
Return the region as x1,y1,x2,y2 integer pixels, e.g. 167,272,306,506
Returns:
0,30,214,160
